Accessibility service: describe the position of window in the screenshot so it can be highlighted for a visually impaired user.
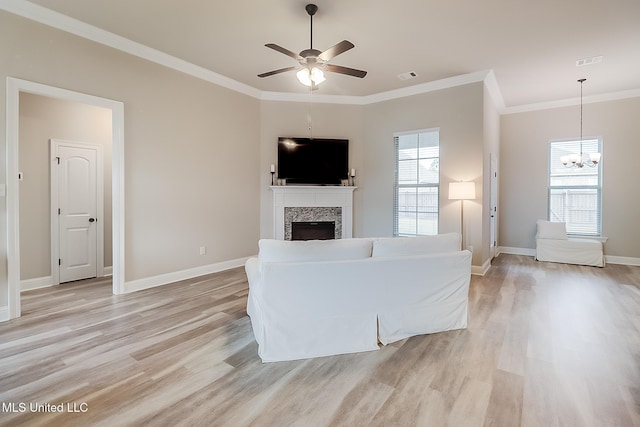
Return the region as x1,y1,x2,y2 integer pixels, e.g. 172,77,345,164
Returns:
548,138,602,235
394,129,440,236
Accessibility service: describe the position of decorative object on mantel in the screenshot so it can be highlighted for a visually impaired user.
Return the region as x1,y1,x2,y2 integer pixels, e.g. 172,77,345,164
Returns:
448,181,476,250
270,164,275,185
350,168,356,186
561,78,601,168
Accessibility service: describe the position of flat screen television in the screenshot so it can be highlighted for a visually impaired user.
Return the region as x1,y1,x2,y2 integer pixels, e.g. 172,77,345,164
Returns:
277,137,348,185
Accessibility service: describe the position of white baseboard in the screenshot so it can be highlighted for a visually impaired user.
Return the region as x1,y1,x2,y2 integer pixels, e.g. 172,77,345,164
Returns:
21,267,114,293
471,258,492,276
498,246,536,257
605,255,640,266
0,306,8,322
499,246,640,267
21,275,54,292
123,256,252,294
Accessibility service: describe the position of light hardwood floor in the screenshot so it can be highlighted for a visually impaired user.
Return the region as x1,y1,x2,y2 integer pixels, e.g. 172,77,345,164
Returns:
1,254,639,426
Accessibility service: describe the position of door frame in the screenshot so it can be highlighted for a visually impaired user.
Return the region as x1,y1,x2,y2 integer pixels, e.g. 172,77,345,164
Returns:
6,77,125,320
489,153,498,259
50,139,104,286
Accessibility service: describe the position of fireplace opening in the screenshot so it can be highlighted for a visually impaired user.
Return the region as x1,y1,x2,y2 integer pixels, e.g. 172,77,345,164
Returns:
291,221,336,241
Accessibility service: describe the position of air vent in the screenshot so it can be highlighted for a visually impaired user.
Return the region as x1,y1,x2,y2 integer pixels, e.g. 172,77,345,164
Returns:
576,56,603,67
397,71,418,81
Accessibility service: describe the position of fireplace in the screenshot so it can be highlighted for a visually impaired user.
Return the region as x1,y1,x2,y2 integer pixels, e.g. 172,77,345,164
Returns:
284,207,341,240
291,221,336,240
271,186,355,240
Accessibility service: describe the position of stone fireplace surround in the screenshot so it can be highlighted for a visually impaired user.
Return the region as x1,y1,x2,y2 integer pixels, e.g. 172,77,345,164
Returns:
271,186,355,240
285,207,341,240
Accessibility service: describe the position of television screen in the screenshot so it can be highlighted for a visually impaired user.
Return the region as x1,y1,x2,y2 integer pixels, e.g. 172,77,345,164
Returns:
277,137,348,184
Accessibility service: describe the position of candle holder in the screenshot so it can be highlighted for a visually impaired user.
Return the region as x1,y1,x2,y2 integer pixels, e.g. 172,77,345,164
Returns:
271,171,275,186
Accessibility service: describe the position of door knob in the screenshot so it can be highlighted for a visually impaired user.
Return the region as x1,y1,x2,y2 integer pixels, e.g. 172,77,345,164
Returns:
89,218,96,222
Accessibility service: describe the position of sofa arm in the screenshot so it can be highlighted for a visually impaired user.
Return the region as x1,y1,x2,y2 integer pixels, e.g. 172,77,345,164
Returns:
245,257,260,287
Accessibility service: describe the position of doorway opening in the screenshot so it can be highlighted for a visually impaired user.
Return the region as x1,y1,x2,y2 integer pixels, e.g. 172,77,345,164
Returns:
6,77,125,320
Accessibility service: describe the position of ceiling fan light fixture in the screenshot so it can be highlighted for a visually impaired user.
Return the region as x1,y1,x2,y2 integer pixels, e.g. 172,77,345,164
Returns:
296,66,325,87
258,4,367,86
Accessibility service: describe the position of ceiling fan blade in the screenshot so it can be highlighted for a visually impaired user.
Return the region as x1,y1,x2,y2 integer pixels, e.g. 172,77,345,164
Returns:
318,40,355,61
257,66,298,78
325,64,367,78
265,43,302,60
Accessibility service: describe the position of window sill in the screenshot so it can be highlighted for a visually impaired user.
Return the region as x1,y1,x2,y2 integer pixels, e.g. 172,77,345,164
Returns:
567,235,608,243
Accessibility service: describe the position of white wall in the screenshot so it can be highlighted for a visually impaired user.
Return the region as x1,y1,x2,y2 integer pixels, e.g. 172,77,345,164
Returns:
500,97,640,258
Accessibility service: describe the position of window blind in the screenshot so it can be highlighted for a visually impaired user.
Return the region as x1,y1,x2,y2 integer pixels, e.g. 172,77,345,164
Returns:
548,138,602,235
394,129,440,237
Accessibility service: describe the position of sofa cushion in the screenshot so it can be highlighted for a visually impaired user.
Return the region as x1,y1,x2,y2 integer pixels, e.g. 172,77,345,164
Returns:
258,238,373,264
372,233,461,257
536,220,567,240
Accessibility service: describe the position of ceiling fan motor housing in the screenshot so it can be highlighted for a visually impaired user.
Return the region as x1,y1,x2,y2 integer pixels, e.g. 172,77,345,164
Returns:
306,4,318,16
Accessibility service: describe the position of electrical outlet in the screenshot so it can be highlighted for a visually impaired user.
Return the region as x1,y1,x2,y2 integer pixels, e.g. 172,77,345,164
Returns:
199,246,206,255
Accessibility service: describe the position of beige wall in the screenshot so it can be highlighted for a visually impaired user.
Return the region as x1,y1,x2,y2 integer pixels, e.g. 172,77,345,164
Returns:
362,83,487,266
3,9,638,314
259,101,364,241
258,84,496,269
500,97,640,258
0,10,261,301
483,85,501,262
19,93,113,280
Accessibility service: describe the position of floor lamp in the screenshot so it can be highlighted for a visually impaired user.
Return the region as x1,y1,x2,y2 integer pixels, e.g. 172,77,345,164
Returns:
448,181,476,250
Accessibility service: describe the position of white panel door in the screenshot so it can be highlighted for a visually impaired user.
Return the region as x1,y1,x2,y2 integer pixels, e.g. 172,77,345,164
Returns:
58,145,98,283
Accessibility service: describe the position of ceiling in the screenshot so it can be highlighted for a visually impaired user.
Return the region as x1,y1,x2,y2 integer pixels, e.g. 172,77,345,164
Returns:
12,0,640,108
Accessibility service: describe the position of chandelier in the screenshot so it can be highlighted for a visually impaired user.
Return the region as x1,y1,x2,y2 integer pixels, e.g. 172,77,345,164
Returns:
561,78,601,168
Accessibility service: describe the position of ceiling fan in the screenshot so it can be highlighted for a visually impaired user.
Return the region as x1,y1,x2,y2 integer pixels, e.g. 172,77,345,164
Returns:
257,3,367,89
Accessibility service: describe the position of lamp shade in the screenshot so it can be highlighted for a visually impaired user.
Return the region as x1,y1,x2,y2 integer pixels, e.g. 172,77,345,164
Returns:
448,181,476,200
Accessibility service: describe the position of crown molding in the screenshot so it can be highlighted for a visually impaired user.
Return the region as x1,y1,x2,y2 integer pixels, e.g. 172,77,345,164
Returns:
0,0,262,99
5,0,635,112
260,91,365,105
503,88,640,114
483,70,506,112
262,70,502,106
1,0,504,107
361,70,492,105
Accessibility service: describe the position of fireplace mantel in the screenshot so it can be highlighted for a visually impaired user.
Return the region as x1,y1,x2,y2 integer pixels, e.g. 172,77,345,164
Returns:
271,186,356,240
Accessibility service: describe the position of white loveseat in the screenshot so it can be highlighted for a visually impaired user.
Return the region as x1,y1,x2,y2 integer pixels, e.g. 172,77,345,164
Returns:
245,233,472,362
535,220,604,267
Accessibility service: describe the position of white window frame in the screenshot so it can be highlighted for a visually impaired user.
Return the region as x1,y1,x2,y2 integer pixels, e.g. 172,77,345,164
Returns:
548,137,603,236
393,128,440,237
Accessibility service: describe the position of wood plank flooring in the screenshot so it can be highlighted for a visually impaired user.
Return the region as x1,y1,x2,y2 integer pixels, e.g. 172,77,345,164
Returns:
1,254,639,426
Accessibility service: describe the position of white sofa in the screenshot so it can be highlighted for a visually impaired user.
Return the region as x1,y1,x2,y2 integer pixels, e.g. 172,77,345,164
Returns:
535,220,604,267
245,233,472,362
